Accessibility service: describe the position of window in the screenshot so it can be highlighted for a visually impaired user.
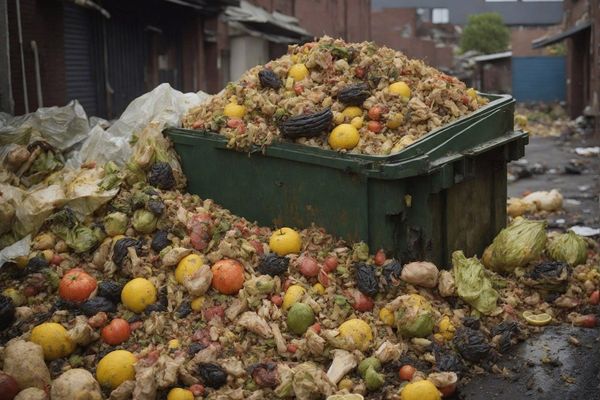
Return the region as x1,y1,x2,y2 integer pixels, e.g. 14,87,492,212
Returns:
416,8,431,23
432,8,449,24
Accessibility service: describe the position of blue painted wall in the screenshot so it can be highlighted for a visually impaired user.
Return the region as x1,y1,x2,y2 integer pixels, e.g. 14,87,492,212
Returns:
511,56,566,102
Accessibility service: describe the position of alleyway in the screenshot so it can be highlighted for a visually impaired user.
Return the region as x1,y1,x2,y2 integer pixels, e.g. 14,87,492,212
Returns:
461,132,600,399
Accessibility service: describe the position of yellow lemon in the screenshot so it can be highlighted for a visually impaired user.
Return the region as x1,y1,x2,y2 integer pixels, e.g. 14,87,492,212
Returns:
175,254,205,284
96,350,137,389
522,310,552,326
191,296,205,311
288,63,309,81
379,307,395,326
350,116,364,129
328,124,360,150
269,227,302,256
168,339,181,349
389,81,411,98
121,278,157,313
223,102,246,118
338,318,373,351
282,284,306,311
386,113,404,129
167,388,194,400
30,322,75,360
437,316,456,340
400,380,441,400
342,106,363,119
312,283,325,295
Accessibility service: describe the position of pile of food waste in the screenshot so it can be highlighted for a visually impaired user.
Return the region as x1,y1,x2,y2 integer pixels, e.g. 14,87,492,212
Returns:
0,161,598,400
183,36,487,155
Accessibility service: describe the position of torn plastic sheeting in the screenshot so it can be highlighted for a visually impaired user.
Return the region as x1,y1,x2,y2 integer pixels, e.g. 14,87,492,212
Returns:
0,235,31,267
67,83,210,168
569,226,600,237
0,100,89,151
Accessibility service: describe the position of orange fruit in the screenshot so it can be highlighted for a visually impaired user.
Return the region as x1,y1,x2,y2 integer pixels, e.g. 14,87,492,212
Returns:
211,259,245,295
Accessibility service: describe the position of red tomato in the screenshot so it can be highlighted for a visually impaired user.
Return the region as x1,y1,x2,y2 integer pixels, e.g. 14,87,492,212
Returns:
227,118,244,129
355,67,366,78
323,256,338,273
310,323,321,334
299,256,320,278
287,343,298,353
349,290,374,312
374,249,386,266
368,106,383,121
294,83,304,95
59,268,97,303
575,314,598,328
271,294,283,307
101,318,131,345
203,305,225,321
211,259,245,295
589,290,599,305
192,120,204,129
50,254,63,266
398,365,416,381
367,120,383,133
129,321,143,331
189,384,205,396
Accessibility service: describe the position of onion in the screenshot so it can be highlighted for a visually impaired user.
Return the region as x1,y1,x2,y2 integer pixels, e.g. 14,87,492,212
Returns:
0,371,19,400
323,256,338,272
299,256,319,277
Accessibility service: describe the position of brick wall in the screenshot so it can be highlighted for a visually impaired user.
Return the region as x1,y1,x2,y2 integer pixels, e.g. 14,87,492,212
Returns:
7,0,66,115
511,26,562,57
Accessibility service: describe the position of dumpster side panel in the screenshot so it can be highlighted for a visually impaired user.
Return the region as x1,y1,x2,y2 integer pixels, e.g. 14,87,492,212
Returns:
175,140,371,243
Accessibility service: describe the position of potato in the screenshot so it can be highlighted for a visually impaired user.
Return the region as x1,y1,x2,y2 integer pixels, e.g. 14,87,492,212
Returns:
14,387,48,400
50,368,102,400
3,340,50,390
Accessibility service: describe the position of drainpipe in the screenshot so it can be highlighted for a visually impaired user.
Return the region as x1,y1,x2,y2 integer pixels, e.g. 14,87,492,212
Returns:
15,0,29,113
30,40,42,107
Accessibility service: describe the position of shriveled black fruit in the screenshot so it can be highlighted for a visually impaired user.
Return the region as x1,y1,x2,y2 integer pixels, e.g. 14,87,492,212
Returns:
197,363,228,388
79,297,116,316
97,281,123,303
0,295,16,331
258,69,282,89
26,256,49,274
177,302,192,318
147,199,165,215
151,230,171,253
112,237,144,267
354,262,379,297
383,260,403,286
188,342,207,355
148,162,175,190
279,109,333,139
337,83,370,106
453,328,492,362
258,254,289,276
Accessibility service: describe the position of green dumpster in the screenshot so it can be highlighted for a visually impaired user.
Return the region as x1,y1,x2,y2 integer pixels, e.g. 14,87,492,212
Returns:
166,94,527,266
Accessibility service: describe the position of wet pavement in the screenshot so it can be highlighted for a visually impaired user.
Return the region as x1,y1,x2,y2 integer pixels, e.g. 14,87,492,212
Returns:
461,133,600,399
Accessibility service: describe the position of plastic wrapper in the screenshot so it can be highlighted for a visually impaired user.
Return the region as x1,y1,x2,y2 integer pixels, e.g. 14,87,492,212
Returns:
547,231,588,267
482,217,547,273
390,294,435,338
452,251,498,315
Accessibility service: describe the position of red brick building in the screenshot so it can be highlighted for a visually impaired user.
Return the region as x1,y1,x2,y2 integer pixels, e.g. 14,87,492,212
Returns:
0,0,371,118
533,0,599,130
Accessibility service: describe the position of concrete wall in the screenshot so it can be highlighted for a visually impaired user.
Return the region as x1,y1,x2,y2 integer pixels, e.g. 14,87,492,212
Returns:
230,36,269,81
